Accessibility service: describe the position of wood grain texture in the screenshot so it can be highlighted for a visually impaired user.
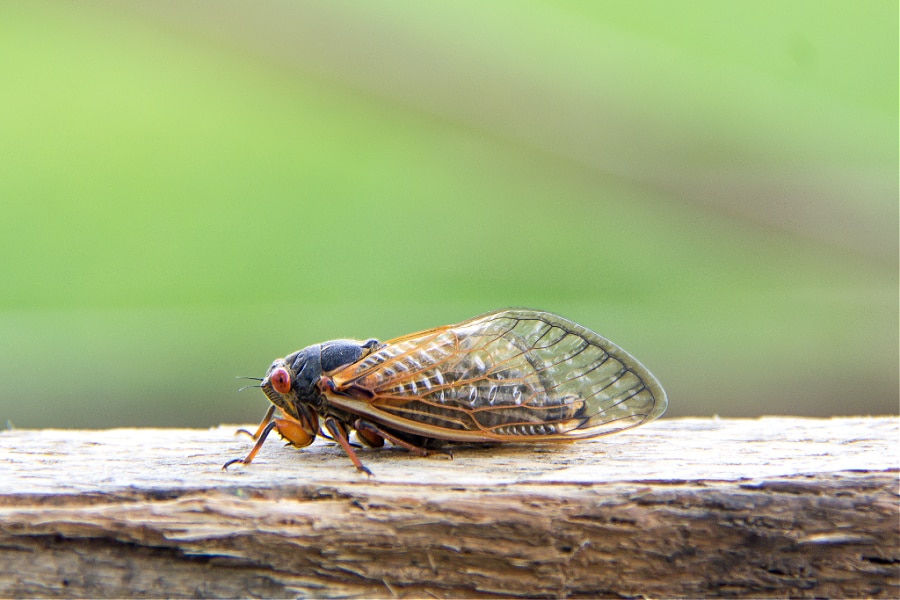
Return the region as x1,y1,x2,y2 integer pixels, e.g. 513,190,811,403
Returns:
0,417,897,598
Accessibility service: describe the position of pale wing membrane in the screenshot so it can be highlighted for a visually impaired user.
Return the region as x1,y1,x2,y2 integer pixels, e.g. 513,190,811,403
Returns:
329,309,667,441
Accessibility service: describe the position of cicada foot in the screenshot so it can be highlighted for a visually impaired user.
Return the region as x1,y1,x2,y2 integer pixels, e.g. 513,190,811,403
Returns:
430,447,454,461
223,415,315,470
222,419,279,470
421,445,454,461
324,417,374,477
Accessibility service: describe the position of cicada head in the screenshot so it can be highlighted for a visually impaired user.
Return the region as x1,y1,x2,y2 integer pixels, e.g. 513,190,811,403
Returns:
260,346,324,443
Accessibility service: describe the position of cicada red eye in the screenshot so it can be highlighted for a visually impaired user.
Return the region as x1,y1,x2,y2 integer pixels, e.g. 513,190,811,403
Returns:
270,367,292,394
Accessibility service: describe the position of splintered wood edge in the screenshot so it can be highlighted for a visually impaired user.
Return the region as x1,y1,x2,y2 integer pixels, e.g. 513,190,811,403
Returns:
0,472,896,598
0,417,897,597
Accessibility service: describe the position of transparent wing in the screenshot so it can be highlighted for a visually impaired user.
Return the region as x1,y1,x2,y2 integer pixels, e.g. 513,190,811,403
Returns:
326,309,667,442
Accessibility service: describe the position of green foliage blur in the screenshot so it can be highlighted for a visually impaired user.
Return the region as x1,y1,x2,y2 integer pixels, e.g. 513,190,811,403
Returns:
1,1,896,428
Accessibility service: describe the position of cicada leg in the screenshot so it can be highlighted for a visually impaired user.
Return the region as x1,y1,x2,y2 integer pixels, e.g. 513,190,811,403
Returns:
353,419,452,460
223,420,278,469
323,417,373,476
234,404,277,440
223,412,314,469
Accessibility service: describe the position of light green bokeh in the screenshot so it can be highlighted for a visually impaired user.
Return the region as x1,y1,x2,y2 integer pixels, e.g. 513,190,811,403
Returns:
0,1,896,428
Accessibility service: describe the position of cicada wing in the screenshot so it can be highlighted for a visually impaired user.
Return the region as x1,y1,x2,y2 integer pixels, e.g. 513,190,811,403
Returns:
326,309,667,442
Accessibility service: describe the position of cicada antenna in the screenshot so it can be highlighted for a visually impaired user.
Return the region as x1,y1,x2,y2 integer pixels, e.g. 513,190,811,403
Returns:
235,376,264,392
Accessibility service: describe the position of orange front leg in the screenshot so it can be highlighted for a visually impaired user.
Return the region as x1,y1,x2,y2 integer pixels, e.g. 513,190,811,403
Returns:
223,412,315,469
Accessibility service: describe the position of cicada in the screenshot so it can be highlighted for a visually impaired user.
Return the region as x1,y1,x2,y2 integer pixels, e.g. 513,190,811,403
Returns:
225,309,667,474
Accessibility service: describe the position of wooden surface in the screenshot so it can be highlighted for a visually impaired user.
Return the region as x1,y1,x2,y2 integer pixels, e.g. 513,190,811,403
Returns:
0,416,897,598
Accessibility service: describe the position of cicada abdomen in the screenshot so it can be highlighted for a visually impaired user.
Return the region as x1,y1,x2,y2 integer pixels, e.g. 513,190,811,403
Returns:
325,309,667,443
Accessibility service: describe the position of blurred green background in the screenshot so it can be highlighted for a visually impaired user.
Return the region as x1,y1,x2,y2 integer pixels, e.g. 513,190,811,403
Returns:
1,1,896,429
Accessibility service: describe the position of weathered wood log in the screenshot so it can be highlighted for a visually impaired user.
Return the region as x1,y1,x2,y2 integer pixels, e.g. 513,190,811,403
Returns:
0,417,897,598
